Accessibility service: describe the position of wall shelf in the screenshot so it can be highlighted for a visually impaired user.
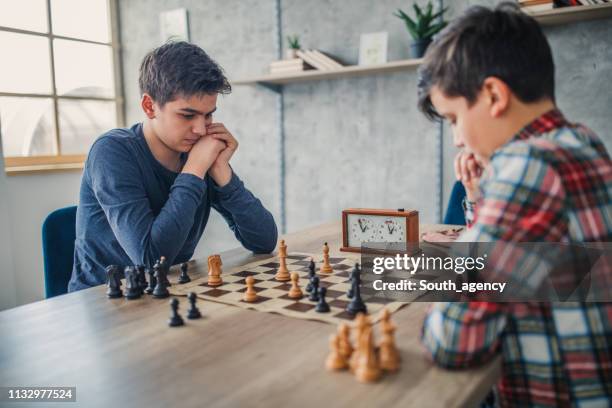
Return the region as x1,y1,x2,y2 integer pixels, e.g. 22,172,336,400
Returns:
527,3,612,25
232,58,423,88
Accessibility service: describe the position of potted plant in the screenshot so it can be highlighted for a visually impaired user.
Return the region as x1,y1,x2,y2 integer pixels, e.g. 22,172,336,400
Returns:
286,35,301,59
394,2,447,58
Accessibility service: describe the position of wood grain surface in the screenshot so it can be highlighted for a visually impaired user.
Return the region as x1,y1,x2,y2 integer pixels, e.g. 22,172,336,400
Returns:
0,222,500,408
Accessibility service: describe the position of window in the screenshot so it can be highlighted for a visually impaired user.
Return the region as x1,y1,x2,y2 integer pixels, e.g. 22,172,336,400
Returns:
0,0,123,173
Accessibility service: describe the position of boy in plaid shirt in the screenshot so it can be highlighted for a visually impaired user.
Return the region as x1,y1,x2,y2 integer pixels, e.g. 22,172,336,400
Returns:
417,3,612,407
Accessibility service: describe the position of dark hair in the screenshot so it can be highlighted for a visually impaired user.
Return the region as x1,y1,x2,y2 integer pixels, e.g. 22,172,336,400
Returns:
417,2,555,121
138,41,231,106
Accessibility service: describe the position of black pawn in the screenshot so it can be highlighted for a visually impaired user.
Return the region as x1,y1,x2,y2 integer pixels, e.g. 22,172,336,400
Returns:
106,265,122,298
145,267,156,295
187,292,201,319
315,287,330,313
168,298,184,327
308,276,320,302
153,263,170,298
178,262,191,284
306,258,316,293
136,265,147,293
124,266,142,300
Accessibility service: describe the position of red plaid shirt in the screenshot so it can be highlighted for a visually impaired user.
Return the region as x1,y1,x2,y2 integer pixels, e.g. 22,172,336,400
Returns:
422,109,612,407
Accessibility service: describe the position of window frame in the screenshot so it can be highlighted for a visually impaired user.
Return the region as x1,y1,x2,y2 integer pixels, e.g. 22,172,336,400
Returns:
0,0,124,175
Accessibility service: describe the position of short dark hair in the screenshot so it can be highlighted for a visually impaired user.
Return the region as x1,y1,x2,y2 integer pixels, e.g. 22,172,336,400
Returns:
417,2,555,121
138,41,231,106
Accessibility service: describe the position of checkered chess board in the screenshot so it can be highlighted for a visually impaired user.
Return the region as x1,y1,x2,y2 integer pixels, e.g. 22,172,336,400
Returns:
168,253,432,325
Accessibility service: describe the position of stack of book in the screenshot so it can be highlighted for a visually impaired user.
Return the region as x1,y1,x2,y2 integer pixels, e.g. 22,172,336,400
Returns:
268,49,344,75
518,0,554,12
295,49,344,71
269,58,310,74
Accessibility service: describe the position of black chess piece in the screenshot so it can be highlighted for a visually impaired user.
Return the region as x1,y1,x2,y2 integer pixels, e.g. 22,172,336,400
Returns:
346,263,367,315
168,298,184,327
159,256,172,286
145,267,156,295
178,262,191,284
306,258,316,293
187,292,201,319
308,276,320,302
124,266,142,300
106,265,122,298
347,263,358,298
152,262,170,298
136,265,147,293
315,286,330,313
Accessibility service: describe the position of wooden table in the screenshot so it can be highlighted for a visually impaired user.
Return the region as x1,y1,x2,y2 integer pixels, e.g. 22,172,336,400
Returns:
0,222,500,408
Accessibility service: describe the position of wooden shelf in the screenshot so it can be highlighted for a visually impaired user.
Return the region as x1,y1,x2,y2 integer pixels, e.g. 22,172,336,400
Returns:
527,3,612,25
232,58,423,87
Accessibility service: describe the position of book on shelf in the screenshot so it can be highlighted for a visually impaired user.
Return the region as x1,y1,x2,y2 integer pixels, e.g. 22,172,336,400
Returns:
269,58,311,74
519,0,554,11
296,49,344,71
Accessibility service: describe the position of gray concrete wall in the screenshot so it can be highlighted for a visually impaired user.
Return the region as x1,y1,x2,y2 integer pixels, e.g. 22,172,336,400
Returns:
117,0,612,254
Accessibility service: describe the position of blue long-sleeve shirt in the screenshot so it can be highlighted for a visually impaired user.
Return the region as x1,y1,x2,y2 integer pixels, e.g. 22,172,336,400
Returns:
68,123,277,291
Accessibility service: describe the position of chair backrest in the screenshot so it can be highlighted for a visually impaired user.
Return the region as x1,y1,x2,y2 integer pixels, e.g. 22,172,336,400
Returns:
42,206,77,298
443,181,467,226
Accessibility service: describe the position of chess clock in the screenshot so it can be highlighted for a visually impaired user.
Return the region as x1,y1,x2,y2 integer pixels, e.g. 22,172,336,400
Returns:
340,208,419,253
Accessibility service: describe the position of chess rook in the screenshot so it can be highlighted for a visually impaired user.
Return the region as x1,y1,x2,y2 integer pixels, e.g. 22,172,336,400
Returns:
105,265,122,298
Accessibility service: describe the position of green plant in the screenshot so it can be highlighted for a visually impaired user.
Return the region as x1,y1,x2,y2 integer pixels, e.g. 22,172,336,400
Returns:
394,2,447,41
286,35,301,50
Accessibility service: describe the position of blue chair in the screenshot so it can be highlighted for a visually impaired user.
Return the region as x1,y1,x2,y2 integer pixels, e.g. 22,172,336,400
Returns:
42,206,77,298
443,181,467,225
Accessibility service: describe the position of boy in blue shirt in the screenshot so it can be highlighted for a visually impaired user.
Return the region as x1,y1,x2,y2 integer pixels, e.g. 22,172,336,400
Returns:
68,42,277,291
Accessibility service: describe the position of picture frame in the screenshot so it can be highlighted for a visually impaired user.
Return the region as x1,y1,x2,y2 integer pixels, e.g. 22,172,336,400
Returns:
160,8,190,43
358,32,388,66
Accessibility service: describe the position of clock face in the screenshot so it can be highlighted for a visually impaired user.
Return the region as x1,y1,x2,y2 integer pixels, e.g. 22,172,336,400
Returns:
346,214,406,247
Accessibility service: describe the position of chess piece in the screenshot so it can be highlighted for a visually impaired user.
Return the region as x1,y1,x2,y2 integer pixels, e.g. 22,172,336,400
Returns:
305,258,316,293
178,262,191,284
288,272,303,299
187,292,202,319
278,239,288,258
168,298,184,327
152,262,170,298
308,276,320,302
136,265,147,293
325,333,348,371
354,326,381,383
346,263,367,315
105,265,122,298
319,242,333,274
159,256,171,286
207,255,223,286
275,240,290,281
124,266,142,300
315,287,330,313
350,313,370,373
244,276,258,302
145,267,156,295
379,308,400,372
337,323,354,360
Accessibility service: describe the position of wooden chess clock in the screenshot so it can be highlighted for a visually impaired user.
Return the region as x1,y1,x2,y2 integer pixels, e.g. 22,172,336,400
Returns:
340,208,419,253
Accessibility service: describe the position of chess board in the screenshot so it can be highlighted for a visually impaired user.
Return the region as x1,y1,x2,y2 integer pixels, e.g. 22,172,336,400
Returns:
168,253,428,326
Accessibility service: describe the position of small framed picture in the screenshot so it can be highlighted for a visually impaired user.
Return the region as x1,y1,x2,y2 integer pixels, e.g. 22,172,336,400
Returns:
359,32,388,66
160,8,190,43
